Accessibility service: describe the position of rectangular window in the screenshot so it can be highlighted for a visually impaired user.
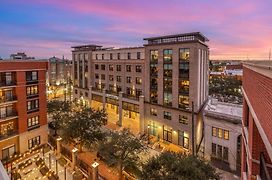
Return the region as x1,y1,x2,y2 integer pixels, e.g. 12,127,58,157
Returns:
218,128,223,138
179,131,189,149
126,65,131,72
95,64,99,70
126,77,132,83
117,53,120,60
101,65,106,70
163,111,171,120
102,54,104,60
27,99,39,112
223,147,229,161
150,108,157,116
136,77,142,85
179,48,190,61
110,53,113,60
163,49,172,62
117,76,121,82
136,65,142,72
109,75,114,81
128,53,131,59
179,115,188,125
212,127,217,137
164,92,172,106
137,52,141,59
212,143,216,156
95,74,99,79
101,74,105,80
27,116,39,129
109,65,114,71
150,50,158,62
2,145,15,160
178,95,189,109
217,145,223,158
95,54,98,60
26,85,38,97
28,136,41,149
224,130,229,140
26,71,38,82
116,65,122,71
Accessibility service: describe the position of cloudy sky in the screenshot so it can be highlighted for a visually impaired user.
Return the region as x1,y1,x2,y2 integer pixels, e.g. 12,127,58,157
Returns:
0,0,271,60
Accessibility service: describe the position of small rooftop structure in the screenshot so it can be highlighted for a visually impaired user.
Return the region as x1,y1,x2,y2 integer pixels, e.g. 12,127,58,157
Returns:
205,99,242,124
144,32,209,45
71,45,103,51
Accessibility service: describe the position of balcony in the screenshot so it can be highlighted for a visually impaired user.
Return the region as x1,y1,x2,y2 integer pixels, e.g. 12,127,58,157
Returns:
0,81,16,87
0,96,17,104
0,130,18,141
0,110,18,121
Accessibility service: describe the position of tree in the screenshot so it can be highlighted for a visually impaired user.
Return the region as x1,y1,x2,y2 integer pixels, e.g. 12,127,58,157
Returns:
141,151,220,180
62,107,107,152
47,100,71,136
98,129,146,180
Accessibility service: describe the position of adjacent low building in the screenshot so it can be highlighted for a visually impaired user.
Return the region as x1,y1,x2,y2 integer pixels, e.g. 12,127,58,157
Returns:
242,61,272,179
0,60,48,161
204,99,242,173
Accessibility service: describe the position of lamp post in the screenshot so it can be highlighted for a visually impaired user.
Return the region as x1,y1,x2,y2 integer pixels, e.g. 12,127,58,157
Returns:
147,125,150,144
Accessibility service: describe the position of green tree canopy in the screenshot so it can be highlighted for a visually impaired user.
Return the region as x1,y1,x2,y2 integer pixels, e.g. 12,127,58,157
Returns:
98,128,146,180
141,151,220,180
47,100,71,136
62,107,107,152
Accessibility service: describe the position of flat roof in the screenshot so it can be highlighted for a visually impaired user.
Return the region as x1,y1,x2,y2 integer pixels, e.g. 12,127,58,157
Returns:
205,99,242,124
71,44,102,48
243,60,272,70
144,32,209,41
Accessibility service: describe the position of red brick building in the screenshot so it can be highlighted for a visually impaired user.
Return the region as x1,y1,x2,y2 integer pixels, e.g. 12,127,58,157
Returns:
242,61,272,179
0,60,48,160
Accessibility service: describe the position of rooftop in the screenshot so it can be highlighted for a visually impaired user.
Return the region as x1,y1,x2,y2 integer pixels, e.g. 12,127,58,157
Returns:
243,60,272,70
205,99,242,124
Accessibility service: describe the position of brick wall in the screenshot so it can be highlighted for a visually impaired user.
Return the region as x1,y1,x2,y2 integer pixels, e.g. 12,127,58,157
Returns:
243,67,272,145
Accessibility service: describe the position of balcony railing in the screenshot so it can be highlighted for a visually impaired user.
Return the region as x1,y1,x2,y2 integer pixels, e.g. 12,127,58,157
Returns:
0,110,18,120
0,81,16,87
260,152,272,180
0,95,17,104
0,130,18,141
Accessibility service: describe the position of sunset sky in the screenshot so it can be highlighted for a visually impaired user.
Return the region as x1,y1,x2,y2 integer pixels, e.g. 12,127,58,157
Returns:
0,0,271,60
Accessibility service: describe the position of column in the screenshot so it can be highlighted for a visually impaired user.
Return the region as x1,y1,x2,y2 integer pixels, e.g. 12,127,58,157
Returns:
56,137,62,157
89,85,93,107
102,88,106,109
92,162,99,180
139,95,145,135
71,148,78,170
118,91,123,127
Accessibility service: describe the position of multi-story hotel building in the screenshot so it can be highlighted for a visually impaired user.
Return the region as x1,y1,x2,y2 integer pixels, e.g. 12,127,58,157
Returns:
0,60,48,161
72,32,209,153
242,61,272,179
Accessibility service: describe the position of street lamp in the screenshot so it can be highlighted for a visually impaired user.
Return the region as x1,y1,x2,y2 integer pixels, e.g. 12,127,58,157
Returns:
147,125,150,144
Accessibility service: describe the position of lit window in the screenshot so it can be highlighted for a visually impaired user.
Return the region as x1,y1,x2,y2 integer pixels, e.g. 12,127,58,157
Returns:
212,127,217,137
179,48,190,60
224,130,229,140
150,108,157,116
218,128,223,138
179,115,188,125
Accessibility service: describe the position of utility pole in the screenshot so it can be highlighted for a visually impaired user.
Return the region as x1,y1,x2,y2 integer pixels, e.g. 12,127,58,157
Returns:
191,101,195,156
269,48,271,61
